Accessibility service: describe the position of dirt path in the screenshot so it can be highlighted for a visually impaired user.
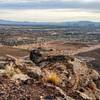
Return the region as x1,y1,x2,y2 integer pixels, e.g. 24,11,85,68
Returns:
72,44,100,55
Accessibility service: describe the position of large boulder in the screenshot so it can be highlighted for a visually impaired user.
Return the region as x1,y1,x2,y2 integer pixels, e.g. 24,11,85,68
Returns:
30,50,44,65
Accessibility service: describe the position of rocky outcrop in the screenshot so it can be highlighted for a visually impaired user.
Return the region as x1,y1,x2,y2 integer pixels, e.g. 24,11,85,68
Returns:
0,49,99,100
30,49,74,66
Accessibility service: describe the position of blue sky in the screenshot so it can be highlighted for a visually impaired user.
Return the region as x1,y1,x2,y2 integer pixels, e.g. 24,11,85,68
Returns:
0,0,100,22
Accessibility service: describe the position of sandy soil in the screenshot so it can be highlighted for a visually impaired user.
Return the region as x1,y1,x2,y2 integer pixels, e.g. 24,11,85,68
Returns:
0,46,29,57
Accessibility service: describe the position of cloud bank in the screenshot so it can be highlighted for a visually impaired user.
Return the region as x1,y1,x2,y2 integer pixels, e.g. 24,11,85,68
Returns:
0,0,100,22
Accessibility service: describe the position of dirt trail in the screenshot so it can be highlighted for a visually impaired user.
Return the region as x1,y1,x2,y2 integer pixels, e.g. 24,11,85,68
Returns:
72,44,100,55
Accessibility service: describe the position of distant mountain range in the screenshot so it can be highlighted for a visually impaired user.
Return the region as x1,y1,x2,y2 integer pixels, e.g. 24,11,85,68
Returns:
0,19,100,27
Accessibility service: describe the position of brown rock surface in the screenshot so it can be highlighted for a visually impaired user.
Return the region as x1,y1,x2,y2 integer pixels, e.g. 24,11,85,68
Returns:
0,49,99,100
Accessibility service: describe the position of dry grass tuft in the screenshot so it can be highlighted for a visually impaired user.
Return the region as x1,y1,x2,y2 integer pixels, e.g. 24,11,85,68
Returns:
4,65,21,78
44,71,61,85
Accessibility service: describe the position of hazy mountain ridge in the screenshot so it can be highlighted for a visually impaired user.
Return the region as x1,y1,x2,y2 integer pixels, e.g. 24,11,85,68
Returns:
0,19,100,27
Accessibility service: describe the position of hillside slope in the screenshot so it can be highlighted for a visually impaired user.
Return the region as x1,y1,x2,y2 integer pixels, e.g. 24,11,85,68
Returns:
0,49,100,100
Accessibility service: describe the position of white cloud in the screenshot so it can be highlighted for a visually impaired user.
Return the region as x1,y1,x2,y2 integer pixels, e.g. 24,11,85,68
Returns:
0,0,100,22
0,9,100,22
